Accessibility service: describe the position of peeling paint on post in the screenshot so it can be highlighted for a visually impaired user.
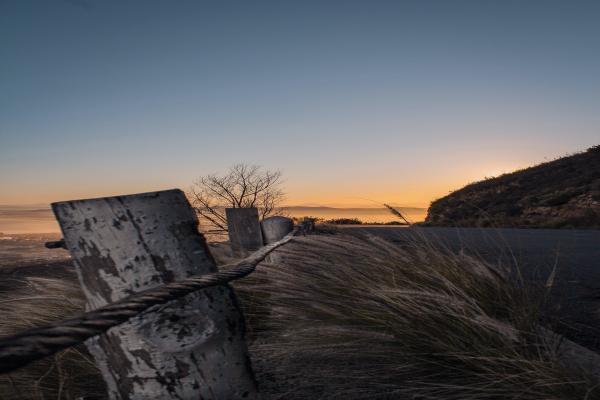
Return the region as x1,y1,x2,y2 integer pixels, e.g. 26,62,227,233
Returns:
226,208,263,256
52,189,258,400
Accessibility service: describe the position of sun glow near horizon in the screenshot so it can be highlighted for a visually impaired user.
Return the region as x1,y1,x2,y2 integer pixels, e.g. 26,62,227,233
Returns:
0,156,578,209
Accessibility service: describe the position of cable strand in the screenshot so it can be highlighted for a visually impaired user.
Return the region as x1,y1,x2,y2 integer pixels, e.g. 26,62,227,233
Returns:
0,228,297,374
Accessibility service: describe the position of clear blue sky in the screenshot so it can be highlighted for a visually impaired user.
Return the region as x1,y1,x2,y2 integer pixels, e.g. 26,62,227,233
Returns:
1,0,599,206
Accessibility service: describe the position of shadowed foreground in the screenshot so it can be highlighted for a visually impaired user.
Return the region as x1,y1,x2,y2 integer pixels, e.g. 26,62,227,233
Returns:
1,234,599,399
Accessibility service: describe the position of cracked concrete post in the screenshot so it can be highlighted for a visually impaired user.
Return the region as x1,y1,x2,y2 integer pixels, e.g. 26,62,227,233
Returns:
226,208,263,256
52,189,258,400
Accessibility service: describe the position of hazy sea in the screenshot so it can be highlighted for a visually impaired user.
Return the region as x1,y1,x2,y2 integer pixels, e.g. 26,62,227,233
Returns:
0,204,425,268
0,205,427,235
0,206,61,234
0,233,67,266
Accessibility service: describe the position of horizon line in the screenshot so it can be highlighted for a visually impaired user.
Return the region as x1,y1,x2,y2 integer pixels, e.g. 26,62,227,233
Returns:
0,203,428,210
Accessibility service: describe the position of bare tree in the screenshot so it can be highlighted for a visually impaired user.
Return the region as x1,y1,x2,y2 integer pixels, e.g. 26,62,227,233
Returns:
189,164,285,232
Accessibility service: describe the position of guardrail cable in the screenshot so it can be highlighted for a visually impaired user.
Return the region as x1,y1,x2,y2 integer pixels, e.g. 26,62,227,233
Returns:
0,228,298,374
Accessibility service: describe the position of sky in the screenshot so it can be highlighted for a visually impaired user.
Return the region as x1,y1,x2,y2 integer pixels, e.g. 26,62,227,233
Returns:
1,0,599,208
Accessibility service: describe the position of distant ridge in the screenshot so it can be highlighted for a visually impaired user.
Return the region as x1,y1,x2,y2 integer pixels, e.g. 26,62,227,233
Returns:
284,205,427,224
424,146,600,229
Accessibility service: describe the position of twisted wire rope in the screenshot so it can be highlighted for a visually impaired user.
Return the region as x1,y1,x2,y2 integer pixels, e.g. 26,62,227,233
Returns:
0,228,298,374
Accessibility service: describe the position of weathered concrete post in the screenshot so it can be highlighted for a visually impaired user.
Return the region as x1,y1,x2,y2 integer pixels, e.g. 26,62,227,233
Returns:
226,208,263,255
52,190,258,400
260,216,293,264
261,216,294,244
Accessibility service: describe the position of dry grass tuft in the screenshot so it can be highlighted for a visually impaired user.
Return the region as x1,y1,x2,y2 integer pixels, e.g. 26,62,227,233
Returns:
0,234,599,399
0,266,105,400
234,234,600,399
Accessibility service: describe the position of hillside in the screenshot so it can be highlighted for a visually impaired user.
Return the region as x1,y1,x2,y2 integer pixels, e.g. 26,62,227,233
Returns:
425,146,600,228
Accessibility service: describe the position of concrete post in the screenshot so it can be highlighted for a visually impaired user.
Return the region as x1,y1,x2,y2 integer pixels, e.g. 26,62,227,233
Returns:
226,208,263,255
261,216,294,244
52,189,258,400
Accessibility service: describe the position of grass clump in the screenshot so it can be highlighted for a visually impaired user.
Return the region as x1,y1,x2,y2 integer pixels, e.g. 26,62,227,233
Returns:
234,234,600,399
0,262,105,399
0,235,599,399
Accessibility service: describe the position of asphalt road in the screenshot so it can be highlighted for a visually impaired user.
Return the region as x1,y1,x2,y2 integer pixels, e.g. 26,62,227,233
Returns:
342,226,600,350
